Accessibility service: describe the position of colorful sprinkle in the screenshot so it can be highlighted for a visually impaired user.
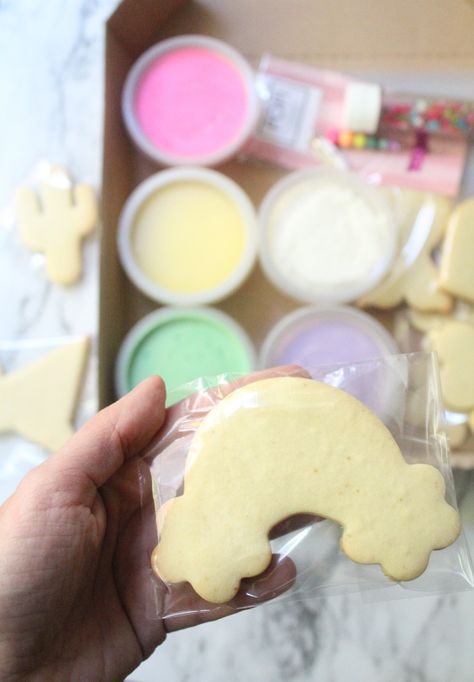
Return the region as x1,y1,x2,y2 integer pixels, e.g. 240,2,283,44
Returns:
324,130,401,153
352,133,366,148
338,130,353,148
381,97,474,138
325,128,339,144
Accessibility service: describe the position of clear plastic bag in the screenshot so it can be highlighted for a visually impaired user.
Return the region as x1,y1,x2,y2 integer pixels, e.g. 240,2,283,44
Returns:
394,309,474,468
0,191,49,338
0,336,95,504
140,354,473,625
243,55,467,196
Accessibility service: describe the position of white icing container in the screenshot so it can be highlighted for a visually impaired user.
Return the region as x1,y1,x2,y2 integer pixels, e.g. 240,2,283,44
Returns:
258,168,397,304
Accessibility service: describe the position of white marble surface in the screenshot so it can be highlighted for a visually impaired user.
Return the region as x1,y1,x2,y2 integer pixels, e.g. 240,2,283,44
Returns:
0,2,474,681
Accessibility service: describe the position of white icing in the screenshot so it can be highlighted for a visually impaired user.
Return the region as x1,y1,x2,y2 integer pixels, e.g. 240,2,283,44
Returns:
268,178,393,295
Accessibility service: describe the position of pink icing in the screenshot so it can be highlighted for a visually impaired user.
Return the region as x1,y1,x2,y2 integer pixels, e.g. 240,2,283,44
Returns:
134,46,249,159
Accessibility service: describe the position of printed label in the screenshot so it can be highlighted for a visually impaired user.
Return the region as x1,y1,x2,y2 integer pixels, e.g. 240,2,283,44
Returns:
255,74,321,151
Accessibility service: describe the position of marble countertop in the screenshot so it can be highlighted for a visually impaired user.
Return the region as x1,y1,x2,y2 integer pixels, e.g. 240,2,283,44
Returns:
1,2,474,681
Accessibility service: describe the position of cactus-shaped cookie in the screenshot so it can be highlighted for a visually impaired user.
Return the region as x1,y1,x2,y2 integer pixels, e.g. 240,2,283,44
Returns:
15,166,97,284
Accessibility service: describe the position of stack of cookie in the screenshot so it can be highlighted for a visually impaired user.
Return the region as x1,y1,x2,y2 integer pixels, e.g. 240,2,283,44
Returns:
359,192,474,460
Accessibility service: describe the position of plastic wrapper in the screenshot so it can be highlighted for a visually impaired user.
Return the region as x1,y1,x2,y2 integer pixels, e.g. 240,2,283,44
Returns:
394,310,474,469
0,335,95,504
0,159,99,339
356,185,451,309
0,188,49,337
243,55,467,196
138,354,473,625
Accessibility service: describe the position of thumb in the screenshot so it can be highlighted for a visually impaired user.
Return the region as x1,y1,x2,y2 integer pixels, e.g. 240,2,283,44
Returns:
41,376,166,492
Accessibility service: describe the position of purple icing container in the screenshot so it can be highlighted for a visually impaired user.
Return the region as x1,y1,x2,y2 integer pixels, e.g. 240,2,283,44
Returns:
260,305,399,411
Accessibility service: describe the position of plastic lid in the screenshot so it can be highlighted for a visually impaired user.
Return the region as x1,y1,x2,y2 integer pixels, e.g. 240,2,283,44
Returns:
122,35,260,167
258,168,397,305
115,307,256,402
260,304,400,416
117,167,258,306
342,82,382,134
260,305,398,370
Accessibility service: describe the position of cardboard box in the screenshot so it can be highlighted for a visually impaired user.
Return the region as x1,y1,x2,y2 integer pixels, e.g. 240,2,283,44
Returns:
100,0,474,466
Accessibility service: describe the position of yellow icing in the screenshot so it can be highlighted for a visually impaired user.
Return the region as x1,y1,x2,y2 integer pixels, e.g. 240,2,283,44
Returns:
131,181,246,293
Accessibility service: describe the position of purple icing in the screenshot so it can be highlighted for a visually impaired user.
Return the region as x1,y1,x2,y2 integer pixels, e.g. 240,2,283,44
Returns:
269,313,396,412
276,319,385,368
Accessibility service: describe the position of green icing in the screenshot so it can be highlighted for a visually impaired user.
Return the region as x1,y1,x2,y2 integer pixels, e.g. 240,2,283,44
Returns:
126,312,252,404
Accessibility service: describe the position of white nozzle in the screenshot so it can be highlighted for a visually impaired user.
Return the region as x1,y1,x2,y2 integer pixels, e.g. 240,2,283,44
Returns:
342,82,382,134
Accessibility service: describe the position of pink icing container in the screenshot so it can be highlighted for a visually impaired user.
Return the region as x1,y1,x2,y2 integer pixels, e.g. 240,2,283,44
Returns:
122,35,260,167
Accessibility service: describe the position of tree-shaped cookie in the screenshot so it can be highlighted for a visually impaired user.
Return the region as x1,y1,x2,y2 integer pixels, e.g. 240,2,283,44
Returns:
152,377,460,603
15,166,97,285
439,198,474,303
0,338,89,452
359,191,452,312
427,321,474,433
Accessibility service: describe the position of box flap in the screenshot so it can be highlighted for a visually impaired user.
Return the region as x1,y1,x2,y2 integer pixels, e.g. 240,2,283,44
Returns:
157,0,474,69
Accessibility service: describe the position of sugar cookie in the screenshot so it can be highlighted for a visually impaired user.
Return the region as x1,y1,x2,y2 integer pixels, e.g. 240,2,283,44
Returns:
408,309,450,333
408,301,474,333
15,166,97,285
152,377,460,603
0,338,89,452
440,198,474,303
447,421,469,450
359,191,452,312
427,321,474,415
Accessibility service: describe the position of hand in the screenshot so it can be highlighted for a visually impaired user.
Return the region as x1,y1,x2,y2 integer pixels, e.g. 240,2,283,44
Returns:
0,367,306,682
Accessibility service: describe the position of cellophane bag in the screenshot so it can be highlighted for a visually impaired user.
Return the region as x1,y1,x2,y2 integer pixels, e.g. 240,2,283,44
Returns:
0,336,95,504
138,353,473,625
394,309,474,469
242,54,467,196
